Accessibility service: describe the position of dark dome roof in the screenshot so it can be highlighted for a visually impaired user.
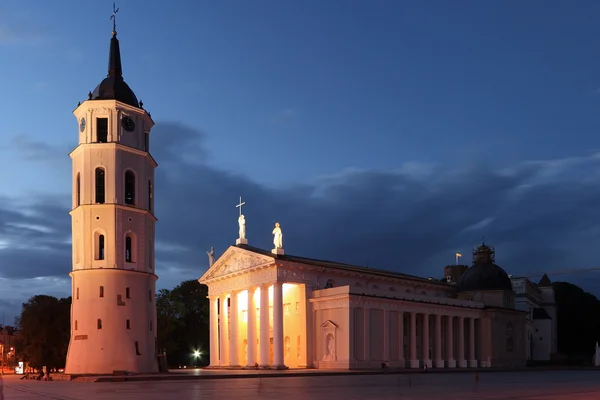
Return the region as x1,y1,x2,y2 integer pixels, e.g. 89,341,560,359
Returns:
90,32,139,108
457,243,513,292
458,263,513,292
92,76,139,107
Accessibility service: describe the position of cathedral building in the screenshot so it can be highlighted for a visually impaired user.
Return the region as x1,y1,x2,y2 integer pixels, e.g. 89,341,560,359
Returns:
64,21,159,374
199,230,557,370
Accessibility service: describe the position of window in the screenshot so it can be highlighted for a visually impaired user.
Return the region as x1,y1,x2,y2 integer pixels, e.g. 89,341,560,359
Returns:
126,287,131,299
96,118,108,143
97,319,103,329
76,287,79,300
148,181,153,212
149,290,152,302
144,132,149,151
95,168,105,204
76,173,81,206
125,236,132,262
97,234,105,260
125,171,135,205
126,319,131,329
150,320,153,331
75,320,78,330
99,286,104,298
135,341,141,355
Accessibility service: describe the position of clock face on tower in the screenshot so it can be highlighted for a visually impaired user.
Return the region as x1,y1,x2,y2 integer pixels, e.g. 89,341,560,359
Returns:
79,117,86,132
122,116,135,132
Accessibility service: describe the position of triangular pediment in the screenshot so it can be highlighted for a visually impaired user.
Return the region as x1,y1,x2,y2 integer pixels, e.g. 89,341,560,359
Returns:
199,246,274,282
320,320,338,329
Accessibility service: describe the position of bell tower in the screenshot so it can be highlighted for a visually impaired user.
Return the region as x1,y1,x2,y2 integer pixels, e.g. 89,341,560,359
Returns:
65,10,159,374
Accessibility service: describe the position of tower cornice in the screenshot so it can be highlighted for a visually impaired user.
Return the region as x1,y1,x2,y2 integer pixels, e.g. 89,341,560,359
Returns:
69,142,158,168
70,203,158,222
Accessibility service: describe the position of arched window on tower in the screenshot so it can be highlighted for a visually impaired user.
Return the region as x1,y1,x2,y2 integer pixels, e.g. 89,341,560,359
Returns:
148,180,153,212
97,319,102,329
125,171,135,205
125,236,132,262
97,234,105,260
95,168,105,204
76,173,81,206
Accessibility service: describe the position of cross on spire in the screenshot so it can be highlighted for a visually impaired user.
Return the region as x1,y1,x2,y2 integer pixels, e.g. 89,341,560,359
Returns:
236,196,246,217
110,2,120,34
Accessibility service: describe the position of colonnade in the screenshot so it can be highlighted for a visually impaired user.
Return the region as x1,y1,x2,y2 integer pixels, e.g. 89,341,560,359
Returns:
208,282,286,369
356,308,481,368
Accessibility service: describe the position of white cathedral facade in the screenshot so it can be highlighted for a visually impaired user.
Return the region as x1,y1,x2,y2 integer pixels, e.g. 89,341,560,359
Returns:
64,24,159,374
199,231,558,370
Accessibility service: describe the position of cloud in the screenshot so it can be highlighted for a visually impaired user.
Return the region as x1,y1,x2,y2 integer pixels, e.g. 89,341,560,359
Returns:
2,121,600,322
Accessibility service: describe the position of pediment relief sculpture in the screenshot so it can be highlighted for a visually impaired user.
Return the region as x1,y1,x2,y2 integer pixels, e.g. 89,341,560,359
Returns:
203,249,272,280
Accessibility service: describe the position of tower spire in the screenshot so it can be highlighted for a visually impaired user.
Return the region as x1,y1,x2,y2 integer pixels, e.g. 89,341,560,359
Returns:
108,3,122,78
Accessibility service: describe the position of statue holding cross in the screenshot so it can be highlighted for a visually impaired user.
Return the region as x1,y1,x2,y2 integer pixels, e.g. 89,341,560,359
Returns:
236,197,247,243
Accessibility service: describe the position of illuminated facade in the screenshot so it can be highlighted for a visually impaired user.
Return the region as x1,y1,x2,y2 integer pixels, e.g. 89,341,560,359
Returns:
200,243,556,369
64,26,159,374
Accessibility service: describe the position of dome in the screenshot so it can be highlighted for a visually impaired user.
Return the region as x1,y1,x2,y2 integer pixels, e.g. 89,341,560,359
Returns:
90,32,139,108
92,76,139,108
457,243,513,292
457,263,513,292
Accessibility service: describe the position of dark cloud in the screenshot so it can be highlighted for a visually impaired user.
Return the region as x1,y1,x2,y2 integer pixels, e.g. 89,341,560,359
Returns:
2,122,600,313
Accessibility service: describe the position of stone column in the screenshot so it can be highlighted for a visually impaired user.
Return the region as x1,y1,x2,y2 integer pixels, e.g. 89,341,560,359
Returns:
272,282,285,368
410,312,418,368
219,293,229,366
422,313,431,367
469,318,477,368
383,309,390,362
446,316,455,368
434,314,443,368
209,295,219,367
458,317,466,368
229,291,240,366
247,288,257,367
259,284,270,368
398,312,404,364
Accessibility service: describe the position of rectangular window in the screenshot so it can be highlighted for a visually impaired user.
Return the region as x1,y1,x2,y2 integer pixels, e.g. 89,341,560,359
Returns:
126,319,131,329
144,132,149,151
99,286,104,298
76,287,79,300
126,287,130,299
96,118,108,143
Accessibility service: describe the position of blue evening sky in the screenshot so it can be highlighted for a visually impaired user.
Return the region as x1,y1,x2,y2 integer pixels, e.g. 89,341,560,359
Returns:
2,0,600,194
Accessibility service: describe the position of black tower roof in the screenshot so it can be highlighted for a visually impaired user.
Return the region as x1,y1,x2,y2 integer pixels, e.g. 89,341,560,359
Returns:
90,31,139,108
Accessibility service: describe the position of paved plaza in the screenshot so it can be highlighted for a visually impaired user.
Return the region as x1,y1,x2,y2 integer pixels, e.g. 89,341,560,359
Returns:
2,370,600,399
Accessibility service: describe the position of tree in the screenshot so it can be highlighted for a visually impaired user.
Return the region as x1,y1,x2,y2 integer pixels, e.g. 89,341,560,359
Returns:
555,281,600,358
155,280,210,366
156,288,180,356
16,295,71,370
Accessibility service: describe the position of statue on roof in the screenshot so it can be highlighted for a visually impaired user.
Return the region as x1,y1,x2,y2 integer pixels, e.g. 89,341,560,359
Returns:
207,246,215,267
238,215,246,239
272,222,283,249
